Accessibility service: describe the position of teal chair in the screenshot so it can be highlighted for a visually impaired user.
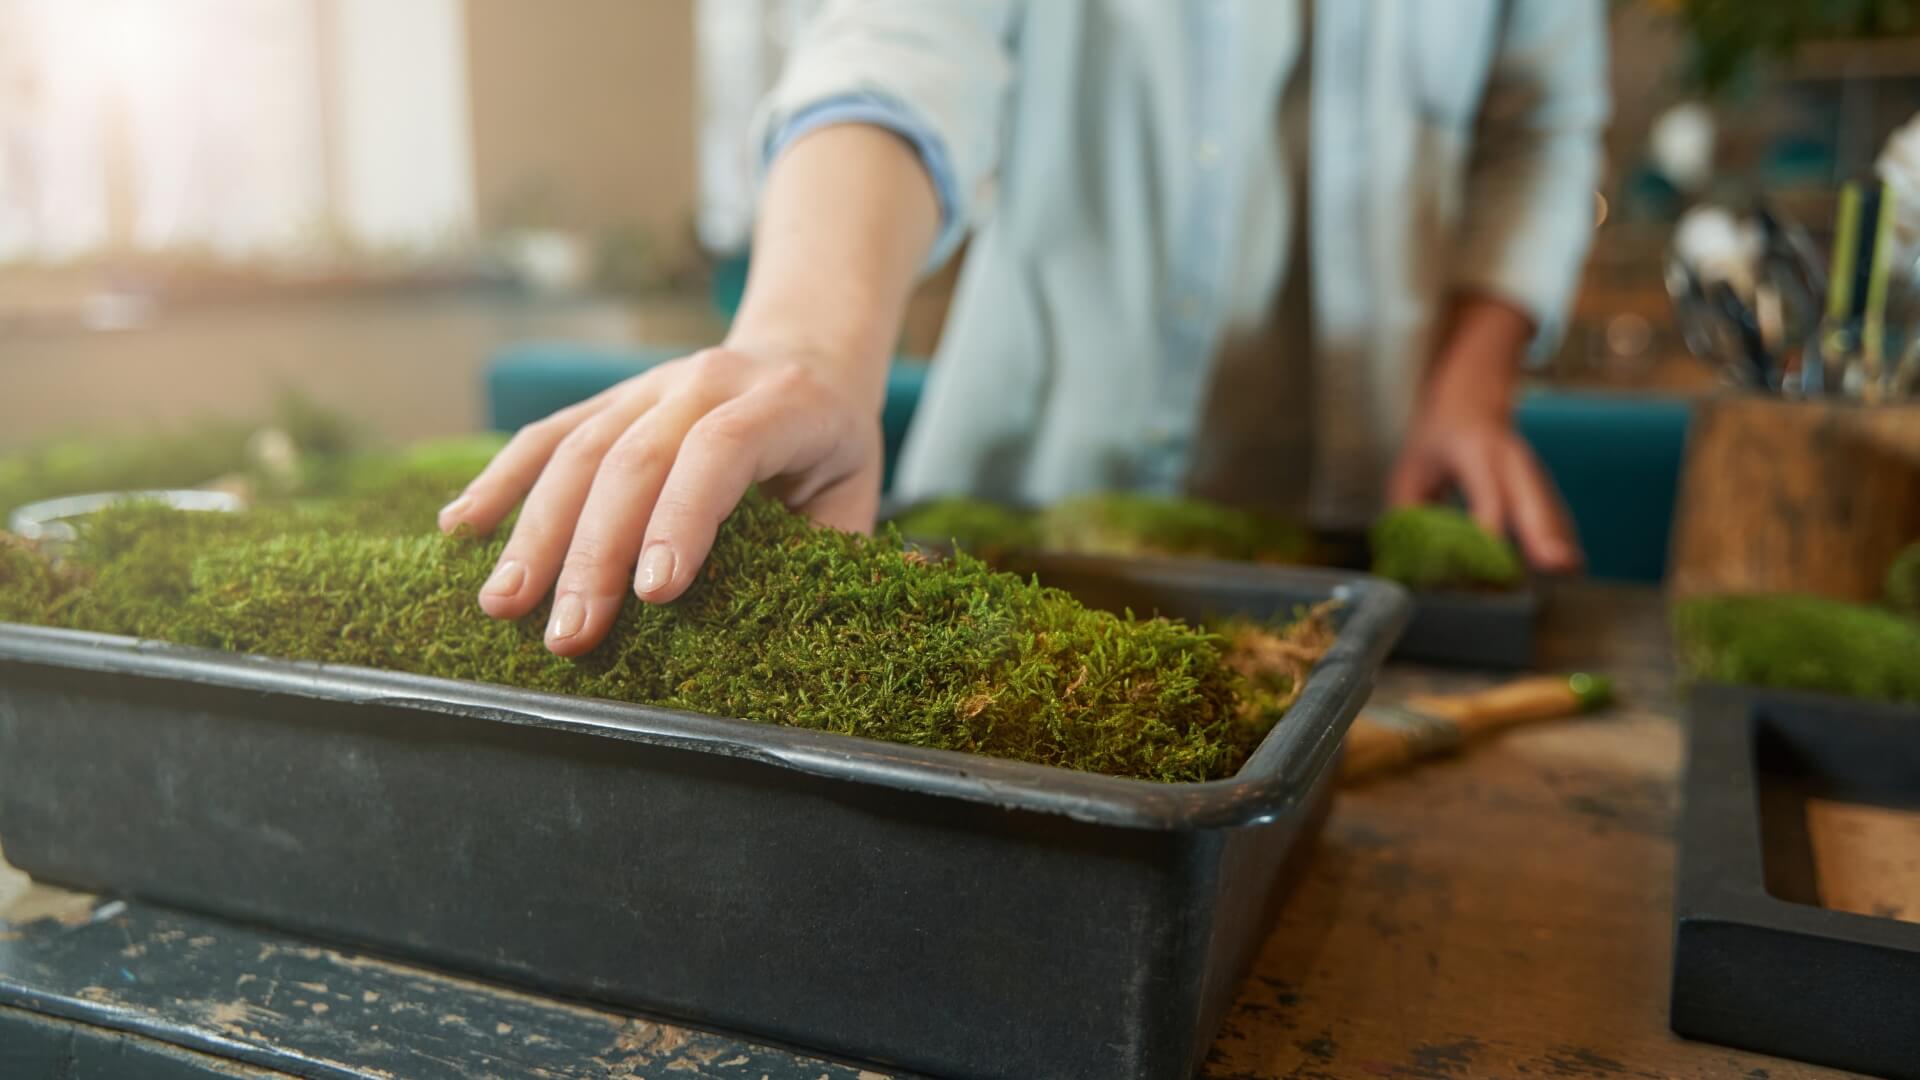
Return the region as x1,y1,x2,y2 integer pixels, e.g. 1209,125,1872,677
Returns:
1514,391,1691,584
487,343,1689,582
487,342,930,491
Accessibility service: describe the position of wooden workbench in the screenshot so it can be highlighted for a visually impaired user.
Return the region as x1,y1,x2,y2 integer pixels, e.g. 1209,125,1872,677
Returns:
0,582,1863,1079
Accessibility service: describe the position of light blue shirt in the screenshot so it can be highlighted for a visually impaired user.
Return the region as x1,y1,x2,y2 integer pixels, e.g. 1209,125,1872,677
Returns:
758,1,1608,526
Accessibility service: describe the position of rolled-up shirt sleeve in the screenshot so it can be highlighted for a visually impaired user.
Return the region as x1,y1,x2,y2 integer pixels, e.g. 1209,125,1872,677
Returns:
1451,0,1610,351
751,0,1016,274
763,92,967,270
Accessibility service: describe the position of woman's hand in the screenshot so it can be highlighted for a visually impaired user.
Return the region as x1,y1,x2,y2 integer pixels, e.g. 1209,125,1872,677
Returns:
1387,294,1581,573
440,122,942,656
437,346,884,656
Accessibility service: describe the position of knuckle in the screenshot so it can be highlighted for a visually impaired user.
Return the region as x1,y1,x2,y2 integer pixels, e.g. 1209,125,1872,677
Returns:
683,347,745,393
563,535,614,574
554,421,612,462
602,431,669,476
762,360,813,395
649,490,706,532
688,408,753,450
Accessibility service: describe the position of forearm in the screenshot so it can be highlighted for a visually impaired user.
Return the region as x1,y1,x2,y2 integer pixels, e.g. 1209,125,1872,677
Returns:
1420,292,1536,421
725,124,941,408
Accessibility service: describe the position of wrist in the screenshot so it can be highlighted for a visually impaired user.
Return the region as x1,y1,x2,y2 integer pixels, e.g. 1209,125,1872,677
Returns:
1417,293,1532,428
1422,346,1518,427
722,320,892,405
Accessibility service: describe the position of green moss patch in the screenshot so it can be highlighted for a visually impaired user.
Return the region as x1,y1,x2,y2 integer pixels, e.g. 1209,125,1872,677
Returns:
894,494,1314,565
1674,593,1920,704
0,396,363,520
0,426,257,520
1368,506,1522,591
1039,494,1315,564
3,477,1331,783
1886,541,1920,618
889,497,1041,561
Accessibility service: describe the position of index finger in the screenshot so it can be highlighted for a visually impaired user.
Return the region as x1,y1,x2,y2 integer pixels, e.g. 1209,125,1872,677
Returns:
437,386,645,537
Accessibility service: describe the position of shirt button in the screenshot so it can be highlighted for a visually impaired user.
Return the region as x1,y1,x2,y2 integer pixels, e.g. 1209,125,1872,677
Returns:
1195,138,1222,167
1175,295,1202,319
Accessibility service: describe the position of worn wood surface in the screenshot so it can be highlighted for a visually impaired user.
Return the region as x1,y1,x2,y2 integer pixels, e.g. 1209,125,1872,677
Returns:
1200,581,1857,1080
0,889,897,1080
0,581,1866,1078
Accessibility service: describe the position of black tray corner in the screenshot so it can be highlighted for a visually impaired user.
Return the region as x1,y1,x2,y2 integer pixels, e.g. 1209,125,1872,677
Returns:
1672,683,1920,1080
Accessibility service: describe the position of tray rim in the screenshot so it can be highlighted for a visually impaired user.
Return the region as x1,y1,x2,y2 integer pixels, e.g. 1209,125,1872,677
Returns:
1676,682,1920,952
0,556,1409,833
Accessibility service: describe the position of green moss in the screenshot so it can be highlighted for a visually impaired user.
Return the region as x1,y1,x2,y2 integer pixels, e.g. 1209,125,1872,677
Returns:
1674,593,1920,703
6,486,1330,783
299,433,508,501
1886,542,1920,617
1368,506,1522,590
0,535,67,624
1037,494,1314,564
0,395,362,519
891,498,1041,560
0,426,257,520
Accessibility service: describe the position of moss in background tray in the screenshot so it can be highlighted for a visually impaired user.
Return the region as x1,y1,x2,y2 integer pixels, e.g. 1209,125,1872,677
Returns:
0,395,364,519
1038,494,1315,564
1673,593,1920,704
894,493,1315,565
3,482,1331,783
1368,506,1523,591
0,425,257,519
889,497,1042,561
1885,541,1920,618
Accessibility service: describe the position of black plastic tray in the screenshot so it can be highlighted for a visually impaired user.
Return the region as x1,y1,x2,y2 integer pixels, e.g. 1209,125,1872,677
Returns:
1672,684,1920,1079
1387,585,1538,669
0,557,1408,1080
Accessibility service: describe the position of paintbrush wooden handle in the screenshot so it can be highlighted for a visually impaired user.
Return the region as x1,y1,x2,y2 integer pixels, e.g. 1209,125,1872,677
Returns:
1341,674,1611,783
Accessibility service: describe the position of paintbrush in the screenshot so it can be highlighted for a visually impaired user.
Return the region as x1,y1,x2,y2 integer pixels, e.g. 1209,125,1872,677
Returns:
1340,673,1614,783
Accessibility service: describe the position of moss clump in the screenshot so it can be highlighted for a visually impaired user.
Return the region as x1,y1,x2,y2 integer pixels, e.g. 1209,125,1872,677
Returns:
0,534,69,624
892,493,1314,565
1674,593,1920,703
299,433,507,502
6,485,1332,783
1886,542,1920,617
1037,494,1314,564
0,426,257,520
1369,506,1523,590
890,498,1041,561
0,396,361,520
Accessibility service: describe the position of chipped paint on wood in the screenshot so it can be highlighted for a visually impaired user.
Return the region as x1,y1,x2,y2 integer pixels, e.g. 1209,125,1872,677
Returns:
0,891,906,1078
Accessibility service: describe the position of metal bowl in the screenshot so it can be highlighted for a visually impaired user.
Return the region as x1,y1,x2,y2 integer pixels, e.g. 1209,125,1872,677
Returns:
7,490,245,550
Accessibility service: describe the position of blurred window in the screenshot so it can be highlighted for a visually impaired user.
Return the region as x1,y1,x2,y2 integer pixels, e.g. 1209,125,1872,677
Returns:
0,0,472,264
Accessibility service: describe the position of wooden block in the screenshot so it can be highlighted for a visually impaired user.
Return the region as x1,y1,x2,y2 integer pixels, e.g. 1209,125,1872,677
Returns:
1669,395,1920,602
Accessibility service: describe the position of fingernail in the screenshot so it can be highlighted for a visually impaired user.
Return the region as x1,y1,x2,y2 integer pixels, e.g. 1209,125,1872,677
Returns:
437,494,473,531
481,559,525,597
637,544,676,597
547,593,585,641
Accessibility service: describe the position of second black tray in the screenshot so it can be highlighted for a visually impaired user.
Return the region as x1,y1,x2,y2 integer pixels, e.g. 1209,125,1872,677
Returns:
890,512,1537,669
1672,684,1920,1079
